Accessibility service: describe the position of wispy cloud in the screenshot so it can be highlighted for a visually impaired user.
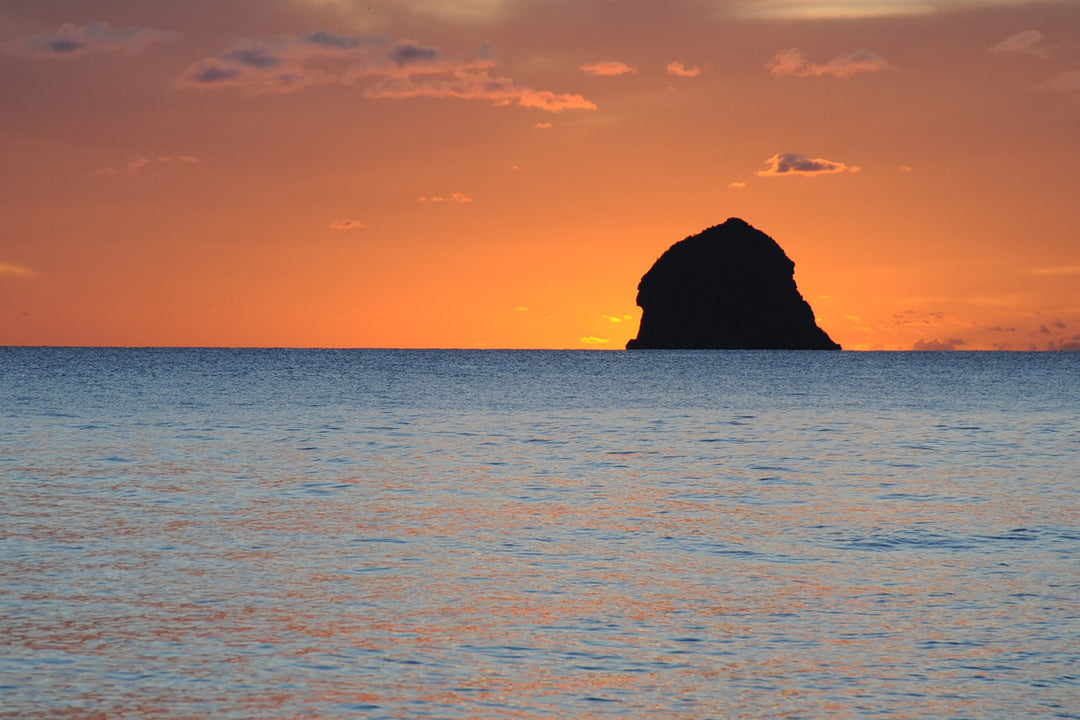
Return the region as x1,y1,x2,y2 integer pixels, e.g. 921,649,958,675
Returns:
580,60,636,76
0,261,37,279
330,218,366,230
175,32,595,112
1038,70,1080,93
1049,337,1080,351
4,22,177,60
419,192,472,204
756,152,859,177
728,181,747,189
666,61,702,78
987,30,1050,58
767,48,891,79
534,122,553,129
580,336,610,344
1031,265,1080,276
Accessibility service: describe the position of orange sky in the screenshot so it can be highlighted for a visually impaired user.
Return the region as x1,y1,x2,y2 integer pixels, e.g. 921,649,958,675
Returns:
2,0,1078,350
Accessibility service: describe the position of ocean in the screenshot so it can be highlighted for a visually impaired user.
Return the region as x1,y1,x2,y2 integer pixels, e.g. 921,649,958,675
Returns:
2,348,1078,719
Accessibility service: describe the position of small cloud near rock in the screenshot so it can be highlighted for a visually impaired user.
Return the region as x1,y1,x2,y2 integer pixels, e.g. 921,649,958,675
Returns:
757,152,858,177
581,60,636,76
330,219,365,230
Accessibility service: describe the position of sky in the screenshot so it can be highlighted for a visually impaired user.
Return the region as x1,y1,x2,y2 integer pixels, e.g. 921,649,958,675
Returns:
1,0,1079,350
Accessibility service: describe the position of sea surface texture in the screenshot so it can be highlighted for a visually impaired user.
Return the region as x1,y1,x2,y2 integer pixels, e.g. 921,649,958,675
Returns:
2,348,1078,719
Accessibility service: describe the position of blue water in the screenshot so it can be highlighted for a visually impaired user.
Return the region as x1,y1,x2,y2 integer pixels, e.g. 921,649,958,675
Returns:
2,349,1078,718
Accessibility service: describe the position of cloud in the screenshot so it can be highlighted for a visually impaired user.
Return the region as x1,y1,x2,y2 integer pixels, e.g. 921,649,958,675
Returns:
987,30,1050,58
581,60,636,76
126,155,200,175
1039,70,1080,93
534,122,553,129
0,261,37,279
666,61,702,78
175,32,595,112
330,218,365,230
174,31,385,94
418,192,472,203
728,181,747,189
580,336,611,344
1031,265,1080,276
913,338,964,351
767,48,891,78
756,152,859,177
1049,337,1080,351
4,22,177,60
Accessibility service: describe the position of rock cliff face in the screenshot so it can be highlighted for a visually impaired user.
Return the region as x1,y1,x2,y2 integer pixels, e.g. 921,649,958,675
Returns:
627,218,840,350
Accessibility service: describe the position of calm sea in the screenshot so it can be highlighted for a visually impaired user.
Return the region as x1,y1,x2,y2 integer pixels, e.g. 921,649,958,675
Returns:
2,349,1078,719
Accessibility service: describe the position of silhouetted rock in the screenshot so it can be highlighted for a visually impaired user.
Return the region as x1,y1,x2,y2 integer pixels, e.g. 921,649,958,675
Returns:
627,218,840,350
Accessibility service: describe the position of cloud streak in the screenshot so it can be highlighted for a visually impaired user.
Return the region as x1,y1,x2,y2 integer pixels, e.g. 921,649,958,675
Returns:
1031,265,1080,276
4,22,177,59
128,155,199,175
756,152,859,177
767,48,891,78
175,32,595,112
0,261,37,279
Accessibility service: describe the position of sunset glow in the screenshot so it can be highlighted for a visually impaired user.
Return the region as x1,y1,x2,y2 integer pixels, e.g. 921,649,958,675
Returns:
2,0,1078,349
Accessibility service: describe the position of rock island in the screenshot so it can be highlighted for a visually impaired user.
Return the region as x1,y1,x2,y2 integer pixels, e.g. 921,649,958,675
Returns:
627,218,840,350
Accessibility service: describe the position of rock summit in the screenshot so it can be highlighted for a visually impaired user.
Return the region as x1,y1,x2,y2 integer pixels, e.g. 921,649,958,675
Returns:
626,218,840,350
